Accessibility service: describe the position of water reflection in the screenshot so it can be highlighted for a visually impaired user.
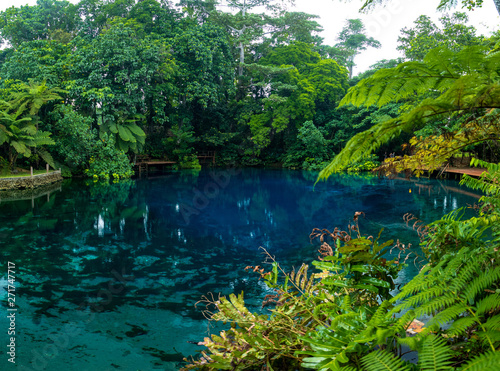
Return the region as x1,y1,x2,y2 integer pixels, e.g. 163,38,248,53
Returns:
0,169,483,370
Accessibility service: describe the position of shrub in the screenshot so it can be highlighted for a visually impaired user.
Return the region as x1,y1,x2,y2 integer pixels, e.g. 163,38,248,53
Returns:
85,134,133,180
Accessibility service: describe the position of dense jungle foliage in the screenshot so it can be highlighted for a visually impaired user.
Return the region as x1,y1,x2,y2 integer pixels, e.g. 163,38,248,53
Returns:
1,0,498,179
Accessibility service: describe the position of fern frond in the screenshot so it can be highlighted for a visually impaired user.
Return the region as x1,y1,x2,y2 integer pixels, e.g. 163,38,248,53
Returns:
394,286,446,314
416,293,459,317
448,260,482,295
417,335,453,371
447,316,477,336
475,294,500,316
37,149,55,169
477,329,500,347
391,265,435,303
391,310,416,334
458,350,500,371
428,303,468,328
361,349,413,371
317,45,499,180
482,314,500,332
341,295,351,312
317,117,408,179
464,267,500,304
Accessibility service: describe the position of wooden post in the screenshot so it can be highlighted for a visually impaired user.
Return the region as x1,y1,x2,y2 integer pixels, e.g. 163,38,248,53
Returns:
46,163,49,173
30,166,33,177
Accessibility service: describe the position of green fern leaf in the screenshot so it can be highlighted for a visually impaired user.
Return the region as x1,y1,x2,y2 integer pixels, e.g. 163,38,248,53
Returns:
458,350,500,371
37,149,55,169
428,303,468,328
417,335,453,371
464,267,500,304
361,349,412,371
475,294,500,316
483,313,500,332
447,316,477,337
477,330,500,347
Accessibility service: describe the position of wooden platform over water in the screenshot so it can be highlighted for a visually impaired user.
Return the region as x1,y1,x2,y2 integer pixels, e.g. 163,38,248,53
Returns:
135,159,176,174
134,151,216,174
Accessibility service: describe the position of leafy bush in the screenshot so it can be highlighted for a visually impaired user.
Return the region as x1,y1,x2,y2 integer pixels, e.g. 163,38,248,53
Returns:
283,121,332,170
163,124,197,162
85,134,133,181
48,105,95,172
183,218,408,370
177,154,202,170
346,154,380,173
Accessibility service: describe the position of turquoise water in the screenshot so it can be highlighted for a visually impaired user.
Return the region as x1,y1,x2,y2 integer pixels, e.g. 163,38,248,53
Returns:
0,169,482,370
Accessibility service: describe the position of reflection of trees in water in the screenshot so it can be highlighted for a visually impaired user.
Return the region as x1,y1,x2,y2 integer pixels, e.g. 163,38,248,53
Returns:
0,175,277,321
0,180,152,316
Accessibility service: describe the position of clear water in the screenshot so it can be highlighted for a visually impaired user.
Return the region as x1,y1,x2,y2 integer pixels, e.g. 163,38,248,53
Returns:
0,169,482,370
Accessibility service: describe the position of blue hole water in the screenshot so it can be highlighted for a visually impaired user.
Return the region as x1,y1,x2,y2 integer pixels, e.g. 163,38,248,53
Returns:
0,169,482,370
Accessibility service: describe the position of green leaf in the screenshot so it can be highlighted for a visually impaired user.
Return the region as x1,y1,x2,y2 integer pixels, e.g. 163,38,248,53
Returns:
361,349,413,371
117,125,133,142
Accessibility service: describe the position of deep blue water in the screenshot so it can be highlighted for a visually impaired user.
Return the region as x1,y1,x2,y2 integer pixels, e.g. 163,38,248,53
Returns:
0,169,482,370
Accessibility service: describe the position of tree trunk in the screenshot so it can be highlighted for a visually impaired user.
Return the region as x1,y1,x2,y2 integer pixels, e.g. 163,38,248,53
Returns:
8,147,18,172
238,41,245,76
493,0,500,16
348,55,354,79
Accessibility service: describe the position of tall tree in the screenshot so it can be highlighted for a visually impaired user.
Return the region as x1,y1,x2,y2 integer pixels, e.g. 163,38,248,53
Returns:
242,41,348,153
68,18,176,153
334,19,380,79
397,12,482,61
0,0,78,47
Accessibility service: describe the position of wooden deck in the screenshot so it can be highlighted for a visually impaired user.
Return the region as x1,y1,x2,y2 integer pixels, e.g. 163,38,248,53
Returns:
137,160,176,166
135,159,176,174
134,151,216,173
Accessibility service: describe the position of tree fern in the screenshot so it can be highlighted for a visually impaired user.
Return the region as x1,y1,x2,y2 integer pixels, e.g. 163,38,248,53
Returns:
317,46,500,180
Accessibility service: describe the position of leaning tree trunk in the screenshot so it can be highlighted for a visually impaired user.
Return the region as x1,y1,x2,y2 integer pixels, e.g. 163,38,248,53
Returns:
493,0,500,15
